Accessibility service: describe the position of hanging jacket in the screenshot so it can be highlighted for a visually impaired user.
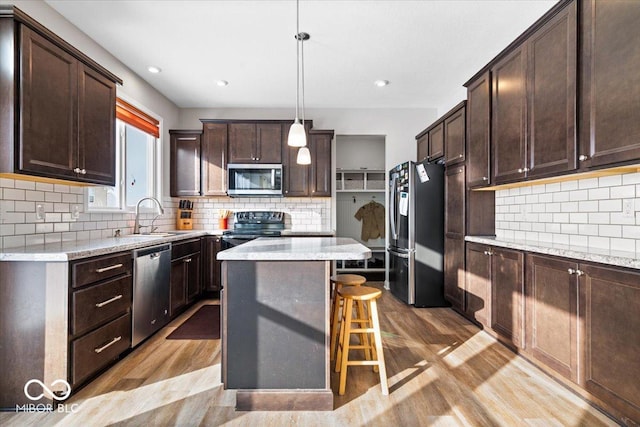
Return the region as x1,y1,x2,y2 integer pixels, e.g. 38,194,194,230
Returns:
354,201,385,241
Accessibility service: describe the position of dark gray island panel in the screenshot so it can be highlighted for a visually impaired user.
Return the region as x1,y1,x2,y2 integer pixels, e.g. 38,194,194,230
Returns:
224,261,328,390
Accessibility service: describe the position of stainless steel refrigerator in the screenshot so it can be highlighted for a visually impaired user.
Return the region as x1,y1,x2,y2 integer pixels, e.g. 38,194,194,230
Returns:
387,161,449,307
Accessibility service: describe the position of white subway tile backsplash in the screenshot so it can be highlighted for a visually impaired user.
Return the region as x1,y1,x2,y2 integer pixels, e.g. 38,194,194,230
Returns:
610,238,635,253
598,175,622,187
610,185,635,199
4,188,26,200
599,225,621,238
553,192,570,202
569,213,588,223
569,234,588,247
578,200,599,212
15,180,35,190
588,188,609,200
588,212,610,224
569,190,588,201
495,171,639,253
599,199,621,212
622,172,640,185
578,178,599,189
589,236,610,250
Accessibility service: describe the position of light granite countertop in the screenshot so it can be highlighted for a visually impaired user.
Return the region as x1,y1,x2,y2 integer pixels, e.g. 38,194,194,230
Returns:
217,237,370,261
0,230,220,262
465,235,640,270
0,229,338,262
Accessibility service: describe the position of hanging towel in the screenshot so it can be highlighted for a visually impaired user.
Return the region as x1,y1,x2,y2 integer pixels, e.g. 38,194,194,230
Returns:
354,201,385,241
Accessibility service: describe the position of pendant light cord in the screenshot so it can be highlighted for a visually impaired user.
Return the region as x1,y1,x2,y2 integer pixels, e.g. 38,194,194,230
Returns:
301,34,305,125
294,0,300,122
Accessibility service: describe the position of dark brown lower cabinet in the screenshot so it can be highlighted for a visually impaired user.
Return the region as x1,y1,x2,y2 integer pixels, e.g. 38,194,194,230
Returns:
525,254,579,382
465,243,491,327
579,263,640,424
490,247,525,349
170,239,202,317
202,236,222,293
69,251,133,388
444,237,465,312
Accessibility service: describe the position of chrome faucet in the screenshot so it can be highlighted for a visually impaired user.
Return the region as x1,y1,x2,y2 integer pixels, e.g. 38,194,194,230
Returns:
133,197,165,234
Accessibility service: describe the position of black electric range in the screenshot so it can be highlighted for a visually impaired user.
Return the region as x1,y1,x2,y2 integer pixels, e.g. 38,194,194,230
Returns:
222,211,285,248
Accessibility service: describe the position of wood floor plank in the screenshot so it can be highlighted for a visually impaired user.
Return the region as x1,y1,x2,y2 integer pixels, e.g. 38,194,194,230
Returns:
0,284,619,426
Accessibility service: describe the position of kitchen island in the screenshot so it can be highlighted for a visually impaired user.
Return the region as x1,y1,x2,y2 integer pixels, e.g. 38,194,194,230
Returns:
217,237,371,411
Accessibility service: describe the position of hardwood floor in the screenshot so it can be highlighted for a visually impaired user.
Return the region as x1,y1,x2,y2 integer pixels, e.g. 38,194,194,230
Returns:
1,283,617,426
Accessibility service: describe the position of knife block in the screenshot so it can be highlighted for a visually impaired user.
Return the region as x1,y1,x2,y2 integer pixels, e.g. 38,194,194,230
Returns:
176,209,193,230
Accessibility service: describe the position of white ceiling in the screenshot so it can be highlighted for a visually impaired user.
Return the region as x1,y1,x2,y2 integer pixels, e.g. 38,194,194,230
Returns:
45,0,556,113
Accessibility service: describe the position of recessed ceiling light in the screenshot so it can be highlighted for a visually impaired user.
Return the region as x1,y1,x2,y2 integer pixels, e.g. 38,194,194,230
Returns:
374,80,390,87
147,66,162,74
216,80,229,87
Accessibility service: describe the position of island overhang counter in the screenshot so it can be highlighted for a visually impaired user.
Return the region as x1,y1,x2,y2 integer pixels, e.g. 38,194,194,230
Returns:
217,237,371,411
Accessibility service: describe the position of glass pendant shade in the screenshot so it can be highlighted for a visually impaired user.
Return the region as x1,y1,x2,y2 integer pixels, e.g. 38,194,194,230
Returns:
288,120,307,147
296,146,311,165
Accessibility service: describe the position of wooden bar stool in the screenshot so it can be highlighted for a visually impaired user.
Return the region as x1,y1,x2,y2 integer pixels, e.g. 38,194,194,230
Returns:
335,285,388,396
329,274,366,362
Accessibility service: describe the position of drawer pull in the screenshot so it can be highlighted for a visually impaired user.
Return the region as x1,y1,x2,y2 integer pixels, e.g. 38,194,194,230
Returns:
184,258,192,263
95,294,123,308
94,336,122,354
95,263,124,273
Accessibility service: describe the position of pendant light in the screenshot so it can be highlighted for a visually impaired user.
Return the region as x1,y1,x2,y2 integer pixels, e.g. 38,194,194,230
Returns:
295,24,312,165
288,0,308,149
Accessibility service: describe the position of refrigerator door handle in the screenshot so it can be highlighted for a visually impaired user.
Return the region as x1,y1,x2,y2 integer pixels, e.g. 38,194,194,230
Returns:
389,174,398,240
387,247,412,259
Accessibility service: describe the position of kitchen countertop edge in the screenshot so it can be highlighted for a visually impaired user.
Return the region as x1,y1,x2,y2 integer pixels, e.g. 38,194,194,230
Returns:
217,237,370,261
465,235,640,270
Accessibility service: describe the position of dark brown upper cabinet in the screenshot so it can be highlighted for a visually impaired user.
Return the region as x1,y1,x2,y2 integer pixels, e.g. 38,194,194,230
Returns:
416,101,464,165
201,122,227,196
282,123,333,197
0,8,121,185
579,0,640,169
228,122,282,164
309,130,333,197
492,0,577,185
170,130,202,197
428,123,444,161
466,72,491,188
417,133,428,163
443,103,466,166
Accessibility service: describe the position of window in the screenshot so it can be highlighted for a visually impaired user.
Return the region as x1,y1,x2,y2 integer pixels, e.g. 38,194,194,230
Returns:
87,98,161,212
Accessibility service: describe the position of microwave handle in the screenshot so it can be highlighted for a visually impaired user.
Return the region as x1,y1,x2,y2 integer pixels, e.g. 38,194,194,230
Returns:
271,169,275,188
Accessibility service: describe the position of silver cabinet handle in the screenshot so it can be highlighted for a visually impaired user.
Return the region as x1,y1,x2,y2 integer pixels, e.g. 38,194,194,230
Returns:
568,268,576,275
81,169,87,175
458,154,463,158
518,167,530,173
576,269,584,276
483,250,493,256
184,258,192,263
578,154,588,162
73,167,81,173
482,176,489,181
177,137,197,141
94,336,122,354
95,294,123,308
95,263,124,273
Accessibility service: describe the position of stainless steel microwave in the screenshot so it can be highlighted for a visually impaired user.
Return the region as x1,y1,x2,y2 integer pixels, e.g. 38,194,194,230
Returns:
227,164,283,197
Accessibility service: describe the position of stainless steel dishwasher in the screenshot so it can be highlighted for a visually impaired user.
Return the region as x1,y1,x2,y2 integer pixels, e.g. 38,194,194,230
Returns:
132,243,171,346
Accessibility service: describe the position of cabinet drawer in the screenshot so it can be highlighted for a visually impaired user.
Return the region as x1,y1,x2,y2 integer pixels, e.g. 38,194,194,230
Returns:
71,275,132,336
172,238,200,260
71,312,131,386
72,252,132,288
